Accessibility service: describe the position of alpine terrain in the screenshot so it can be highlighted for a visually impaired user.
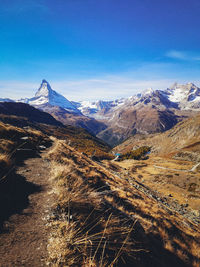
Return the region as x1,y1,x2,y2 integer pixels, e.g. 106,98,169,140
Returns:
0,79,200,266
1,1,200,266
3,80,200,146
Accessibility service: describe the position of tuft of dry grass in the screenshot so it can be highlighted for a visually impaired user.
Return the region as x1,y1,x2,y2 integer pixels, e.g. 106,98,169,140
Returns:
0,153,12,179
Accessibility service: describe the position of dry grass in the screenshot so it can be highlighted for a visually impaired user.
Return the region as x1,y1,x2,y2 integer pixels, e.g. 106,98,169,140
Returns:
113,156,200,211
39,122,113,160
46,140,200,266
46,141,141,266
0,153,12,179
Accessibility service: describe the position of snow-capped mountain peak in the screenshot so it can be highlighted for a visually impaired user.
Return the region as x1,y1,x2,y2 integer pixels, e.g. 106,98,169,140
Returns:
19,80,80,113
142,87,154,96
35,79,52,98
164,82,200,105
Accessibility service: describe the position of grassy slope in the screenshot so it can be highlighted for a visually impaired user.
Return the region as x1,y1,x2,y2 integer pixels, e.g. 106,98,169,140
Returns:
0,113,112,160
46,140,200,267
0,110,111,229
110,114,200,235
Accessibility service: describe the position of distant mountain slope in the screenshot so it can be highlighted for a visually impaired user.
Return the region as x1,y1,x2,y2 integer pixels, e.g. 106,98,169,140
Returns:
74,98,126,119
95,83,200,145
41,104,107,135
0,98,14,102
163,82,200,109
96,106,180,146
114,114,200,160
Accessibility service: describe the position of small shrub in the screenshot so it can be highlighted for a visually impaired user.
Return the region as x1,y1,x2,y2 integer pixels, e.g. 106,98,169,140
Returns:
188,183,197,192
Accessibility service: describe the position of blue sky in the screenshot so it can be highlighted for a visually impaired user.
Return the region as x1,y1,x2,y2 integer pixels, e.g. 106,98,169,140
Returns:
1,0,200,100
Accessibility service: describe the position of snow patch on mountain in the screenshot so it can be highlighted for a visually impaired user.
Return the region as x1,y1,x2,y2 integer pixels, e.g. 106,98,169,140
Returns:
76,98,126,118
78,101,99,113
162,82,200,108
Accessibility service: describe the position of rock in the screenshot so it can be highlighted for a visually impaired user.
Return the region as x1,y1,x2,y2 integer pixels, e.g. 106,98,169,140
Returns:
21,136,29,140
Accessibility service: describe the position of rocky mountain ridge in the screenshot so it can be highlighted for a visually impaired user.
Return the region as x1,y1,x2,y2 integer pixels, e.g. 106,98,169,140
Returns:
94,82,200,145
1,80,200,146
76,82,200,118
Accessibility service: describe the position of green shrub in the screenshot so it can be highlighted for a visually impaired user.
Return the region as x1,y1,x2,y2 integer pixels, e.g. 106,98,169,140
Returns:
121,146,151,160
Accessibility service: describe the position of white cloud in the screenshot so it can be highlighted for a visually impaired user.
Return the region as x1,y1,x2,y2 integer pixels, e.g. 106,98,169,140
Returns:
166,50,200,61
166,50,187,60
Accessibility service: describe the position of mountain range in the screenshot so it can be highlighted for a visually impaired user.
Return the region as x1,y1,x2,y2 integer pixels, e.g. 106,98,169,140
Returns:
1,80,200,146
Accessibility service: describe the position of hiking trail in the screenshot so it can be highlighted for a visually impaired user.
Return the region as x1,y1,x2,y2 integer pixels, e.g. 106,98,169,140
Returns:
0,147,54,267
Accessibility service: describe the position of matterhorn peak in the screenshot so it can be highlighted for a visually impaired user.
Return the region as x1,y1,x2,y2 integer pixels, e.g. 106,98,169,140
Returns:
22,80,80,113
35,79,53,98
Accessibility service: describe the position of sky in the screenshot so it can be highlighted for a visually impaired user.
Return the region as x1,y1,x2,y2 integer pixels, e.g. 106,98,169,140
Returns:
1,0,200,101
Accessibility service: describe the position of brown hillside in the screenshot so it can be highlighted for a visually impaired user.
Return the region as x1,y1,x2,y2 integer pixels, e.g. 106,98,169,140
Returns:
45,140,200,266
97,106,180,146
111,114,200,235
39,104,107,135
0,102,111,159
0,102,63,127
114,114,200,158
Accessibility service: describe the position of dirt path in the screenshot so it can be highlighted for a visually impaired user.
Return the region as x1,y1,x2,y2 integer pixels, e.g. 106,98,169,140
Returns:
154,162,200,172
0,150,53,267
